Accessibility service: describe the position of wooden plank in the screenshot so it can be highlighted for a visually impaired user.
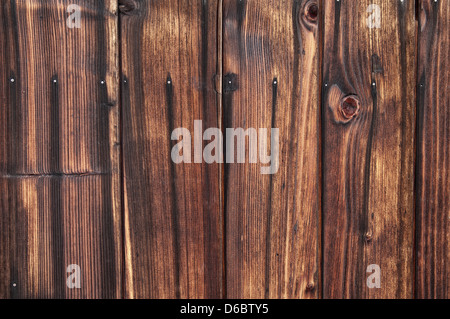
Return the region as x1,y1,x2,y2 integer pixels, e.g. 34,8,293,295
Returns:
223,0,320,298
416,0,449,299
0,0,121,298
120,0,223,298
322,0,416,298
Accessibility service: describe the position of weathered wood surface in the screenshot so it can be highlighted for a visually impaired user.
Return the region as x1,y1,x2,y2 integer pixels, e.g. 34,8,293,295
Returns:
0,0,121,298
416,0,449,299
223,0,320,298
120,0,223,298
322,0,416,298
0,0,449,299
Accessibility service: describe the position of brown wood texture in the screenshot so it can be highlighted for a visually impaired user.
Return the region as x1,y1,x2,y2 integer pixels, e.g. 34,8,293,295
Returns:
0,0,121,298
120,0,223,298
416,0,449,299
223,0,320,298
322,0,416,298
0,0,449,300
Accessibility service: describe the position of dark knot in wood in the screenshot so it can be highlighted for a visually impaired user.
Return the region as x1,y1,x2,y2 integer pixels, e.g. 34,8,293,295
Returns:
306,282,315,291
341,95,360,120
327,85,361,124
119,0,137,14
306,3,318,22
300,1,318,27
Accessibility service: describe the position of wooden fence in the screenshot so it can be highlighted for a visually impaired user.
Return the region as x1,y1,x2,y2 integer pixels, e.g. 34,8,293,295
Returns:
0,0,448,299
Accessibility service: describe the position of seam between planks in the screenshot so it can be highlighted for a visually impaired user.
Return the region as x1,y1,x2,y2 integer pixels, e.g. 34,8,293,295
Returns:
117,0,126,300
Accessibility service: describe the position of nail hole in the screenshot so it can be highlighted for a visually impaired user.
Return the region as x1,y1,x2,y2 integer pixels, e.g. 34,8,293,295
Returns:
224,73,239,93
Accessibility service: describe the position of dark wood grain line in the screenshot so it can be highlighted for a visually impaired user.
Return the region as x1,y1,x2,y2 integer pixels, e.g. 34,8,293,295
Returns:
165,75,181,299
49,76,65,298
264,77,278,298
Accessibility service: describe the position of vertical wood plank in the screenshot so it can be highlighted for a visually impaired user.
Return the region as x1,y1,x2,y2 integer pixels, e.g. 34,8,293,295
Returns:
322,0,416,298
120,0,223,298
223,0,320,298
416,0,449,299
0,0,121,298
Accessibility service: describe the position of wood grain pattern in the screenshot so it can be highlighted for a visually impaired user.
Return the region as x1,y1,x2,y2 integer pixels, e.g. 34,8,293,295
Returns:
416,0,449,299
0,0,121,298
0,0,448,300
322,0,416,298
120,0,223,298
223,0,320,298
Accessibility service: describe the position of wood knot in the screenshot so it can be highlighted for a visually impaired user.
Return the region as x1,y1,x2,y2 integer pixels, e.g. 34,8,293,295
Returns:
341,95,360,120
306,2,318,22
327,85,360,124
306,282,315,291
300,1,319,28
119,0,137,14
